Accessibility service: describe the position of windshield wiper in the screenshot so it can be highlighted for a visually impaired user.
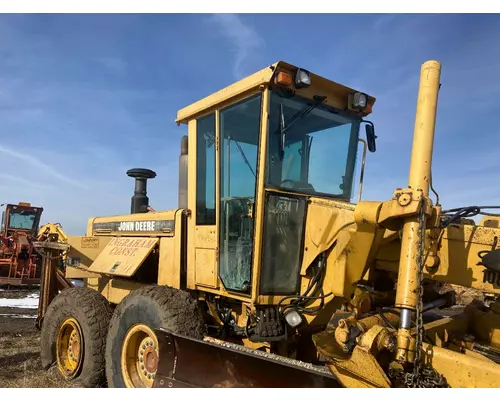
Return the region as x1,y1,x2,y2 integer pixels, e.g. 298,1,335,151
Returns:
233,139,256,178
279,95,326,160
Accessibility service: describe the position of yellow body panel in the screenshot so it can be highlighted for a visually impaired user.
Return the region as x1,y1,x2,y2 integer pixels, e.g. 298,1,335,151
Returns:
157,237,180,288
374,223,500,294
86,277,144,305
65,235,113,279
423,344,500,388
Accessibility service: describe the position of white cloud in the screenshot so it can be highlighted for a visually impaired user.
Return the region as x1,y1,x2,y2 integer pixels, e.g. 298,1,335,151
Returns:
0,144,87,189
209,14,264,80
0,173,54,190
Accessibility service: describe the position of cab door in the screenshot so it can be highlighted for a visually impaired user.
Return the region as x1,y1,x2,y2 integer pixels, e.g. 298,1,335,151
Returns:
218,94,262,294
187,94,263,296
187,112,219,290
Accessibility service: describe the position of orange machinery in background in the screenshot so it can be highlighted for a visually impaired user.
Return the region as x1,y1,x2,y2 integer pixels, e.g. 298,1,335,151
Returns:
0,202,43,286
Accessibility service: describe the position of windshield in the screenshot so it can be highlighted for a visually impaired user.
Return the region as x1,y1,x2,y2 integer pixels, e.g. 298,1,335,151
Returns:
8,210,38,230
266,88,361,200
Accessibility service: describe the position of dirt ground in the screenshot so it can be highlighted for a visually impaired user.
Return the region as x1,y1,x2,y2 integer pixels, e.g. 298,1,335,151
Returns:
0,288,81,388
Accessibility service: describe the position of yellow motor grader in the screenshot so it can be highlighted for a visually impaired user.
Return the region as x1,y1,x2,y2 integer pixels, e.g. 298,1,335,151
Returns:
36,60,500,388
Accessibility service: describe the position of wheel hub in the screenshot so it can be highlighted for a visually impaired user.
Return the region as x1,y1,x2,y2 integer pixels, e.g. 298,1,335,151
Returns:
121,324,160,388
56,318,84,379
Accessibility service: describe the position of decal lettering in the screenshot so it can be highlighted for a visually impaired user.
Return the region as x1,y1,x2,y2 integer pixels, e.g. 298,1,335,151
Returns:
108,238,156,249
117,221,157,232
106,238,157,259
93,219,174,234
109,246,139,257
81,237,99,249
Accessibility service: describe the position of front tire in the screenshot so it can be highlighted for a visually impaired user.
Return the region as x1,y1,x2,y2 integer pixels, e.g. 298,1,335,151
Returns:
40,287,112,387
105,285,205,388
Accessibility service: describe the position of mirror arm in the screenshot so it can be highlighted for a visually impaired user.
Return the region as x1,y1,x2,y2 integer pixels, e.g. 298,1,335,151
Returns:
362,119,374,129
357,138,368,203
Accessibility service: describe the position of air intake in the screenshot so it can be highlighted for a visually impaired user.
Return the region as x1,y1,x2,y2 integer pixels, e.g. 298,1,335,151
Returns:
127,168,156,214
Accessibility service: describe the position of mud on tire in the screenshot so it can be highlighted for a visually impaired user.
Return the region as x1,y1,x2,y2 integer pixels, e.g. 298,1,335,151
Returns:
40,287,112,387
105,285,206,388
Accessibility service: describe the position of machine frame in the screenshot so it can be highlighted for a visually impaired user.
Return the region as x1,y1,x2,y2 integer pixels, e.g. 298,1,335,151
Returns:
35,60,500,389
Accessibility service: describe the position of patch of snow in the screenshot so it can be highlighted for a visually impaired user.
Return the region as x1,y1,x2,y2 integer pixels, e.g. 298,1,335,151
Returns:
0,293,39,309
0,313,36,318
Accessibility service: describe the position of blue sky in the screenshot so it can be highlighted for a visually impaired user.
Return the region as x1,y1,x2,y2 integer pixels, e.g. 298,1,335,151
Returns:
1,13,500,234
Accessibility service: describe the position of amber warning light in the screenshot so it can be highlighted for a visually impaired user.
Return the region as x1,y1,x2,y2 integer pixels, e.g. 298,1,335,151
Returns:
275,69,311,89
275,71,293,86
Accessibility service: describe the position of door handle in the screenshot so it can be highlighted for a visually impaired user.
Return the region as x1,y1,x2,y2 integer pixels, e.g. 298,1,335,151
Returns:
247,201,254,219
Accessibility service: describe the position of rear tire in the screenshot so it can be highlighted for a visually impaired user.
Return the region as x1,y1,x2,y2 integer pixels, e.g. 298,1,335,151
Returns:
40,287,112,387
105,285,205,388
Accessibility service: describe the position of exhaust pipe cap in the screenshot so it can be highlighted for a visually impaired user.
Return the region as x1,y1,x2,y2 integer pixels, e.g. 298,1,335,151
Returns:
127,168,157,180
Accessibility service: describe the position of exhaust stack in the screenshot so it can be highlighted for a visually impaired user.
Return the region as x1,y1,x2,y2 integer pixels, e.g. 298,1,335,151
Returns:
178,135,188,210
127,168,157,214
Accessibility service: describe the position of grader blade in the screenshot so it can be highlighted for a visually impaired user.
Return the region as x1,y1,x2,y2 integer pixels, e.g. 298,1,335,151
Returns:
153,329,340,388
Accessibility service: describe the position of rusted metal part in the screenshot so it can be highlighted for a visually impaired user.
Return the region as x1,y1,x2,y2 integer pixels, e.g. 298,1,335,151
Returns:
34,241,71,330
32,241,70,252
0,277,40,285
0,203,44,286
55,268,73,290
36,248,57,329
153,330,339,388
0,235,40,286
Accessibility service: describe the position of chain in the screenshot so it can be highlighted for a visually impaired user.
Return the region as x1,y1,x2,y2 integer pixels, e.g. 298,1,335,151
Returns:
33,245,68,261
389,365,449,388
390,196,450,388
414,198,426,379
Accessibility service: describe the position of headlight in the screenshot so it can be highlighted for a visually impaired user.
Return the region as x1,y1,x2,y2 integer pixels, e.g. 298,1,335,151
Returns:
352,92,368,109
295,68,311,89
284,309,303,328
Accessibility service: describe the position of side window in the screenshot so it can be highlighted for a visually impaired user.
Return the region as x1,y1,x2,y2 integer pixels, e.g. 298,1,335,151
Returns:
282,139,303,181
196,113,216,225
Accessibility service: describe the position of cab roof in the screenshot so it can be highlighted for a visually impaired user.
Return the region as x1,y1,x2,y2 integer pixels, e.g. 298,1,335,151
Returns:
175,61,376,125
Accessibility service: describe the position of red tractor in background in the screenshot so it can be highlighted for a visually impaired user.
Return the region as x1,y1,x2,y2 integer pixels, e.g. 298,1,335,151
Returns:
0,202,44,286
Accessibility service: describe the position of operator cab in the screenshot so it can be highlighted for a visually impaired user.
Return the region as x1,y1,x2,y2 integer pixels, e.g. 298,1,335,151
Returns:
176,61,377,301
1,202,43,238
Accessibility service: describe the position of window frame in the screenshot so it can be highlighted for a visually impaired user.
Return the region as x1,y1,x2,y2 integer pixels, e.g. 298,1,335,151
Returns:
195,112,217,226
217,92,264,294
265,89,362,202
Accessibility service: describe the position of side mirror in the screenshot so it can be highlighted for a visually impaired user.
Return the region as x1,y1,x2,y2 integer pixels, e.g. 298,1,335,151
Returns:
364,121,377,153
